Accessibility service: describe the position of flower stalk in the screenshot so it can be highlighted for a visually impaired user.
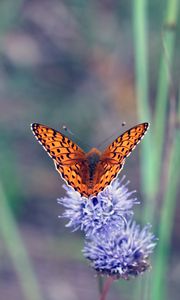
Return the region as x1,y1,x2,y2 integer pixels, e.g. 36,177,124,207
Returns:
99,276,115,300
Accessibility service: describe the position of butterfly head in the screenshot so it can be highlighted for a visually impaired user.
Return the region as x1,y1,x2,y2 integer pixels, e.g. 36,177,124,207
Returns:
86,148,101,163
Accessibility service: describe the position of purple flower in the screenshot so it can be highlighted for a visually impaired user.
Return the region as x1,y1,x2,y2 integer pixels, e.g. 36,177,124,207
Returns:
58,177,139,237
83,220,157,279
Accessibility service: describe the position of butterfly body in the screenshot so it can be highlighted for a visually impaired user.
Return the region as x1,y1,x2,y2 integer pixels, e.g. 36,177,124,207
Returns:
31,122,149,198
85,148,101,182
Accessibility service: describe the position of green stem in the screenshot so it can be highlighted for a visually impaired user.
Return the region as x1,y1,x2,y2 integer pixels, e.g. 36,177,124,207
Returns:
132,2,154,299
150,127,180,300
153,0,179,195
133,0,155,220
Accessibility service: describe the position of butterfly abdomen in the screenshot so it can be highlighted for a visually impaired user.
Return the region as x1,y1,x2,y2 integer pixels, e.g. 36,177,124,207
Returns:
86,148,101,182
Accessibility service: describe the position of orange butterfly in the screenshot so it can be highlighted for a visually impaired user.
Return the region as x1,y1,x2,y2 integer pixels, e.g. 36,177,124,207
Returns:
31,123,149,198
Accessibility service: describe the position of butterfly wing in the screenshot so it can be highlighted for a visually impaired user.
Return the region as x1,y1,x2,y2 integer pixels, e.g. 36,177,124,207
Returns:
91,123,149,196
31,123,89,196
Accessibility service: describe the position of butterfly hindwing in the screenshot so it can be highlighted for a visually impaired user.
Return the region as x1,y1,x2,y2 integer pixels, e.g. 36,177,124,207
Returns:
92,163,122,196
55,163,89,196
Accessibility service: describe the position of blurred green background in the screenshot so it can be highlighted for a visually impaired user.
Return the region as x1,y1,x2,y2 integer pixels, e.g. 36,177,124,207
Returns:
0,1,180,300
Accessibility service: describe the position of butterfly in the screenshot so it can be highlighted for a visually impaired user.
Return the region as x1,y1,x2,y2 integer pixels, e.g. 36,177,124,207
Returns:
31,122,149,198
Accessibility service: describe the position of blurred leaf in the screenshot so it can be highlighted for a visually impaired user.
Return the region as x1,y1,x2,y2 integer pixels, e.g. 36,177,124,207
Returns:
0,0,24,32
0,181,43,300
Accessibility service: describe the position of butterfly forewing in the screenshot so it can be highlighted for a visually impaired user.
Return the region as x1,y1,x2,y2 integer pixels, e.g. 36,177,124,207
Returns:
31,123,85,162
90,123,149,196
31,123,89,195
102,123,149,160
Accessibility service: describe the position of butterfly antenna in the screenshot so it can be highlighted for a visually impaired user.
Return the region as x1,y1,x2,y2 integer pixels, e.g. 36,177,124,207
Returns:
62,124,90,150
121,121,126,127
96,121,126,150
62,125,74,136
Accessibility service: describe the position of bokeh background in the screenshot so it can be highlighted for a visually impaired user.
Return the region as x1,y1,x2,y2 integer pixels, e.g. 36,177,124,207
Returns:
0,1,180,300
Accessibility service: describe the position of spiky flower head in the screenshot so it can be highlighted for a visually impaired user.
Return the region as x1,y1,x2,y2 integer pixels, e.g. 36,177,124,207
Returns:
83,220,157,279
58,177,139,237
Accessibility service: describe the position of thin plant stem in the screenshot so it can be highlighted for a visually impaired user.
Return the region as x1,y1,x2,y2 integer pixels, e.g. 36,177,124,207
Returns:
153,0,179,195
150,69,180,300
132,0,155,215
150,2,179,298
150,123,180,300
99,276,115,300
132,2,153,300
